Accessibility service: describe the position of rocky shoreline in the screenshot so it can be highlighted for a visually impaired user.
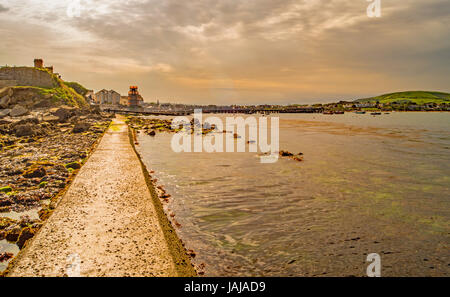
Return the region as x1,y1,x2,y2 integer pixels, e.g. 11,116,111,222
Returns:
0,105,112,273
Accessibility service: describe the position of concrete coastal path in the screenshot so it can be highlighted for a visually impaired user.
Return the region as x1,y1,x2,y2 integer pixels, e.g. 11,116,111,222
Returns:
8,116,190,276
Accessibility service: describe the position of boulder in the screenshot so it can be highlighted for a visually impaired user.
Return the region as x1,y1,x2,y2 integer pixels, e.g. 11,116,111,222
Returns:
12,117,40,126
10,105,29,117
0,88,7,98
9,96,17,105
42,115,59,123
52,105,75,122
0,109,11,119
17,227,37,249
0,87,11,98
72,121,91,133
0,96,10,109
14,124,36,137
5,226,21,242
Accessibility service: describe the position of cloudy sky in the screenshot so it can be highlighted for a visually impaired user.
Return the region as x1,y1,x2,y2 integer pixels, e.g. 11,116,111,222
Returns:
0,0,449,104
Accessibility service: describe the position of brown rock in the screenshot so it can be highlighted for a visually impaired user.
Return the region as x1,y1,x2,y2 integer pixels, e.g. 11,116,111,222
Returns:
10,105,29,117
22,166,47,178
0,96,10,108
6,227,21,242
280,150,294,157
72,122,91,133
0,87,10,98
0,109,11,119
17,227,37,249
42,115,59,123
14,124,36,137
0,252,14,262
38,208,52,221
53,106,76,122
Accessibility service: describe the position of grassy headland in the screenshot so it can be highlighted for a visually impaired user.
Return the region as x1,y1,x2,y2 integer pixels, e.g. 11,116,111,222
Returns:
355,91,450,105
321,91,450,112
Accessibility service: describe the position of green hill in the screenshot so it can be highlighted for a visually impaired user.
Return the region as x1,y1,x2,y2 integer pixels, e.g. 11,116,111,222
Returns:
355,91,450,105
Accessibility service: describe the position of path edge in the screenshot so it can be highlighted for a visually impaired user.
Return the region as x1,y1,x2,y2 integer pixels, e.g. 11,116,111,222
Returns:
128,125,197,277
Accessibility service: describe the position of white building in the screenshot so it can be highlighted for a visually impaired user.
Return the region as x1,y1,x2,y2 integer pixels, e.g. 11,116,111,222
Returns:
94,89,121,105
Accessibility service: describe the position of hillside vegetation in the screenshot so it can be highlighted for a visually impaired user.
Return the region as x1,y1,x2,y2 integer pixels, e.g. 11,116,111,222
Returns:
65,81,89,97
8,68,89,108
355,91,450,104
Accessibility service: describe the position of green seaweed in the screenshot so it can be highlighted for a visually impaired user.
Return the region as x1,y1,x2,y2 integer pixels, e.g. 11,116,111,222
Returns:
0,186,12,193
65,161,81,170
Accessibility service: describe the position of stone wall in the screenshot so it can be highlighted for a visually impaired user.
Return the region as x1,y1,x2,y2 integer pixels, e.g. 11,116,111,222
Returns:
0,67,57,88
0,80,18,88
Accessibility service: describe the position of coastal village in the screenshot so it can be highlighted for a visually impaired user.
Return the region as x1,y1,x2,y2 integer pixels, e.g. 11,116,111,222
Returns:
10,60,442,115
0,58,449,276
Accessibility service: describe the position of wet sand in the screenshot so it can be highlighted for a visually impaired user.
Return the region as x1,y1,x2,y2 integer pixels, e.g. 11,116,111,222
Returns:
6,115,195,276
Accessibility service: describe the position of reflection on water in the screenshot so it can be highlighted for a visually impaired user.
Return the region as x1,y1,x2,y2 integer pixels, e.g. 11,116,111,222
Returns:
137,112,450,276
0,208,41,221
0,240,19,272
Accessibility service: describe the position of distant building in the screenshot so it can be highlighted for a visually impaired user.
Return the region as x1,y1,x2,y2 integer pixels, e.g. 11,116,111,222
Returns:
34,59,44,68
120,96,129,106
34,58,54,74
128,86,144,107
0,59,57,88
94,89,121,105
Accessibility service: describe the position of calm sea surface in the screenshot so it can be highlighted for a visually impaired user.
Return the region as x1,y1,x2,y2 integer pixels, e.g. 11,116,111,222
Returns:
136,112,450,276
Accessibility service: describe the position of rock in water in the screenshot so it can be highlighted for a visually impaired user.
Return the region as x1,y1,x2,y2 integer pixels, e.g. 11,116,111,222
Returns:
10,105,29,117
279,150,294,157
5,226,21,242
17,227,38,249
0,252,14,262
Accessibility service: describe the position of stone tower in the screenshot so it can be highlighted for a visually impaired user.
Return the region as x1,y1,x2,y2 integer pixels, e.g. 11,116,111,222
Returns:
34,59,44,68
128,86,140,107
